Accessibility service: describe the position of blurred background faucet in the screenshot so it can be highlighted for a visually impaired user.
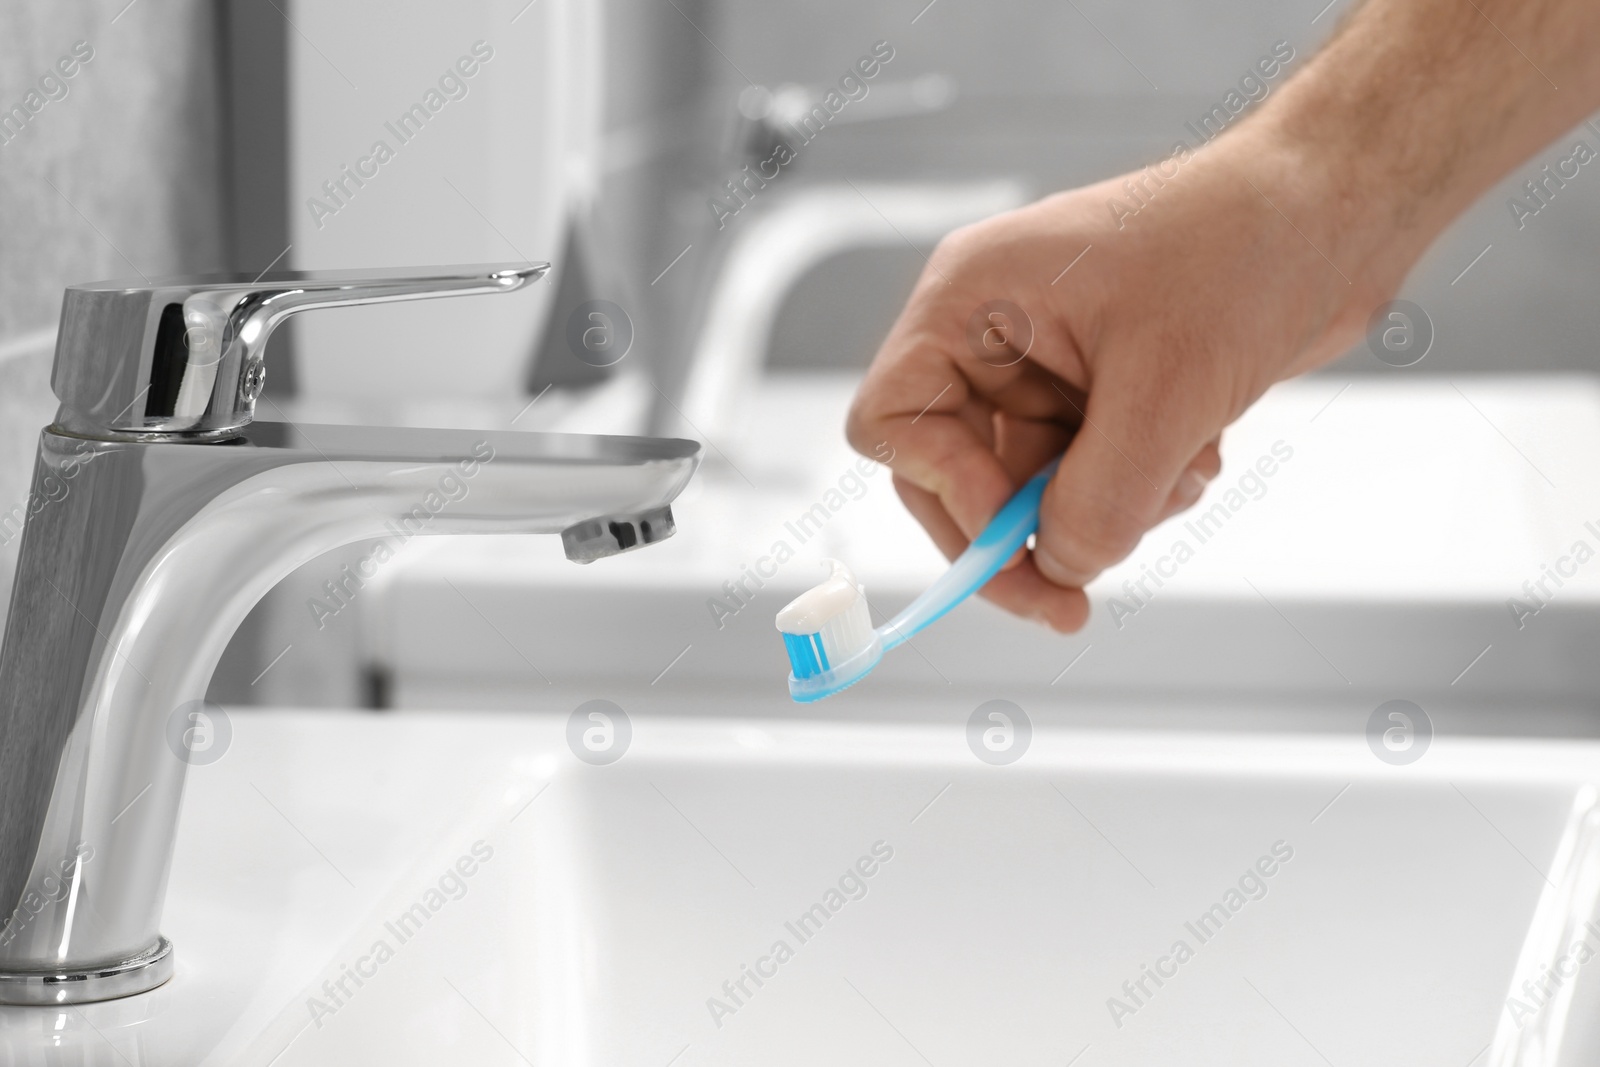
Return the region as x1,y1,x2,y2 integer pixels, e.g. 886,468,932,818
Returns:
0,266,699,1003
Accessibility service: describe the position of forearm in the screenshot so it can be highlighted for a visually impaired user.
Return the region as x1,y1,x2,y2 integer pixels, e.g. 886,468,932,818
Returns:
1253,0,1600,284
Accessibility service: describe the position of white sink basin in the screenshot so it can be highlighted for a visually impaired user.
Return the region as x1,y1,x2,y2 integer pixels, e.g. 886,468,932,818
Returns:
4,706,1598,1064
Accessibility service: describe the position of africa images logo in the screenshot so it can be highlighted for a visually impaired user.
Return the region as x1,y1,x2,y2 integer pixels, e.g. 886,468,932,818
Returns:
567,699,631,765
966,700,1031,765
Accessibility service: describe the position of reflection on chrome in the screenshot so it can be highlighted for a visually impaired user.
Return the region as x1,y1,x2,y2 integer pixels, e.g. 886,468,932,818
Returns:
0,267,699,1004
1490,786,1600,1066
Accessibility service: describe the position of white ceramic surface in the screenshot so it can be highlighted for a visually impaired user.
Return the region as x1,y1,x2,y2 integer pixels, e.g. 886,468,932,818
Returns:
2,707,1595,1064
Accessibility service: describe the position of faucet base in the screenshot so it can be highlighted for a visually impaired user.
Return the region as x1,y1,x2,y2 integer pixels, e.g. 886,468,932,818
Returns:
0,936,173,1005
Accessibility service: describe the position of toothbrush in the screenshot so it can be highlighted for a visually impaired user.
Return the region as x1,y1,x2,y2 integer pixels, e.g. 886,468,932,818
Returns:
776,457,1062,702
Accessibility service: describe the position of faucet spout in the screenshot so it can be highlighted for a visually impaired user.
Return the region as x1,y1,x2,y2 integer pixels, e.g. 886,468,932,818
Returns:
0,421,698,1003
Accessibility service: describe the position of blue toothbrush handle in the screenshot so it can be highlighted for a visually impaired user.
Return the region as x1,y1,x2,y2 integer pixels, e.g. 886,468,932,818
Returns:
879,457,1061,652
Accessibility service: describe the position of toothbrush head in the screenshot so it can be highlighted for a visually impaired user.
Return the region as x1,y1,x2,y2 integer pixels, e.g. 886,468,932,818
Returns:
776,559,883,702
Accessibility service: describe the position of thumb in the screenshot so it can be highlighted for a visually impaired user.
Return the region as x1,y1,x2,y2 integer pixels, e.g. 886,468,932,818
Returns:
1033,374,1221,589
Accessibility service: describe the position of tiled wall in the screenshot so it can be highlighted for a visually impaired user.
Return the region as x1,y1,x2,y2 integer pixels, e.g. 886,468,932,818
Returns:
0,0,228,632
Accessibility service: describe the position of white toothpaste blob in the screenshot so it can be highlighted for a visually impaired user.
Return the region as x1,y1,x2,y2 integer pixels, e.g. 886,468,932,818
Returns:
776,558,877,681
776,559,864,634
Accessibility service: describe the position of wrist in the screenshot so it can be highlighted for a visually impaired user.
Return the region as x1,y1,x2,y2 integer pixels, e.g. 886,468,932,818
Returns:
1229,119,1431,310
1238,0,1600,304
1173,122,1406,377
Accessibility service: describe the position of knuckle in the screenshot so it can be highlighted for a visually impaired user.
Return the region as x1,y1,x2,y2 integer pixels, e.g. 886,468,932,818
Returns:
844,394,900,465
928,220,993,277
843,403,875,456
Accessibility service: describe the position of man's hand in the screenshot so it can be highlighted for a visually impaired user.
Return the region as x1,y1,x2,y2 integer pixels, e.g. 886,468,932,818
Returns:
847,134,1379,631
847,0,1600,633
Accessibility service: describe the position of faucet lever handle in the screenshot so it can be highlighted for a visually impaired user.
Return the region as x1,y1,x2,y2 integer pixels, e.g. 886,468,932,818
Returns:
50,262,550,441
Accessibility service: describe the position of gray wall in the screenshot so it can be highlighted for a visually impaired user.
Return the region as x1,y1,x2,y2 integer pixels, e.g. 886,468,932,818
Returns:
0,0,229,633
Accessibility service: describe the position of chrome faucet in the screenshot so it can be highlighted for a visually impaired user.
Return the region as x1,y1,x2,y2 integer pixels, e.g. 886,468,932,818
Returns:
0,265,700,1004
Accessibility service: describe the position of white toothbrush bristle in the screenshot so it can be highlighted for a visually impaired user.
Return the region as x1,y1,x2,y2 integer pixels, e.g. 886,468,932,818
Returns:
817,594,873,667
